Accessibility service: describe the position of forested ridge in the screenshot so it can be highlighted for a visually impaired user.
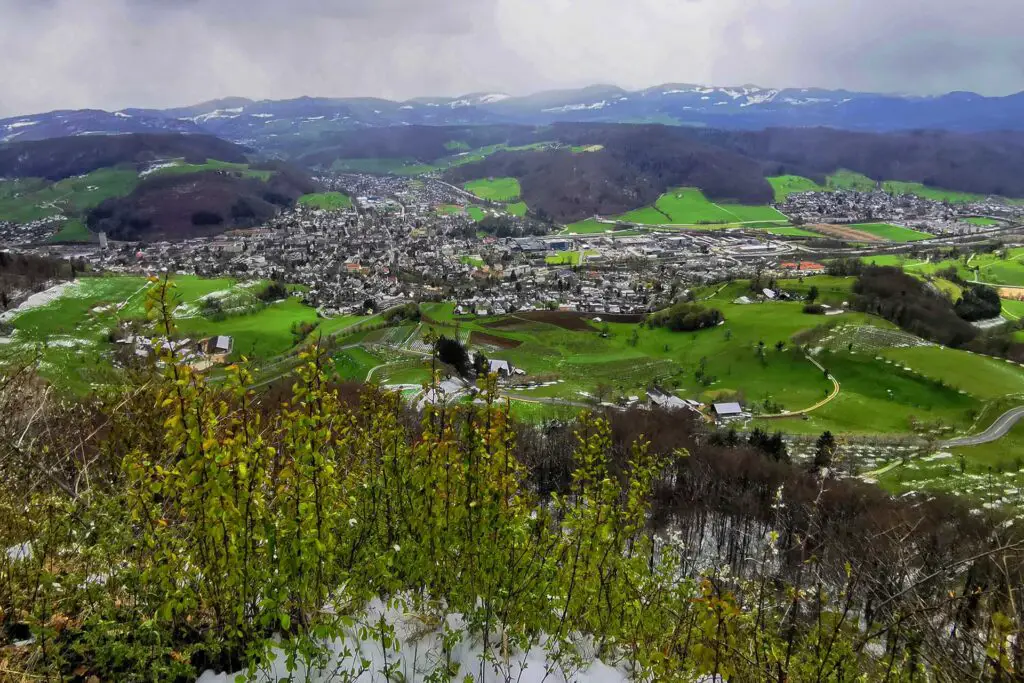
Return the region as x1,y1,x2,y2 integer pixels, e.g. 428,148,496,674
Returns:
294,123,1024,222
0,133,250,181
0,278,1020,681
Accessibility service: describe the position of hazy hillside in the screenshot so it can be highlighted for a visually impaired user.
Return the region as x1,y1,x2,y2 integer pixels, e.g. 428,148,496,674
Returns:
6,84,1024,148
0,133,249,181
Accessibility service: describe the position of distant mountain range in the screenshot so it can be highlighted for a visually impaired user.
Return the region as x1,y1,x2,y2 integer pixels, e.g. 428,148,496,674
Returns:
4,84,1024,148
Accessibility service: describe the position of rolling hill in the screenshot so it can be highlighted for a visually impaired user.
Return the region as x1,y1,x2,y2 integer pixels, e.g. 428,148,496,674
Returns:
4,83,1024,149
0,133,249,180
0,133,314,241
86,164,317,241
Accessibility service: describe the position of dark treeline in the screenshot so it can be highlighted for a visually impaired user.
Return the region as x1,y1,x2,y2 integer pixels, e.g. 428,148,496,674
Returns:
0,252,87,312
690,126,1024,199
87,169,317,241
646,301,724,332
846,264,1024,362
850,266,978,347
445,126,772,222
0,133,249,181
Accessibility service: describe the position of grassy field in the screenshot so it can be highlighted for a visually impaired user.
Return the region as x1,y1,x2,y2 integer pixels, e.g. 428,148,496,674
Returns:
545,250,599,266
848,223,933,242
563,219,615,234
436,204,464,215
863,248,1024,287
463,177,522,202
333,347,385,382
962,217,1000,226
768,175,825,202
298,192,352,210
0,275,371,393
878,418,1024,511
466,206,486,222
49,219,95,243
827,170,877,192
616,188,787,226
330,158,441,176
763,226,821,238
151,159,271,181
0,167,141,224
505,201,528,217
417,277,1024,442
882,181,985,203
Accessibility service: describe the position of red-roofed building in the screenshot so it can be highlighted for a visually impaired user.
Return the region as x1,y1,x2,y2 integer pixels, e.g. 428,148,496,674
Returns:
780,261,826,274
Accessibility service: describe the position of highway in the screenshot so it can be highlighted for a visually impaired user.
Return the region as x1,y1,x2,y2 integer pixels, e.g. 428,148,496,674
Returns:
943,406,1024,447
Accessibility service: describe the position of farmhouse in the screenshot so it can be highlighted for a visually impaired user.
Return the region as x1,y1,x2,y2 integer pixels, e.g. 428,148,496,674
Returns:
713,402,745,421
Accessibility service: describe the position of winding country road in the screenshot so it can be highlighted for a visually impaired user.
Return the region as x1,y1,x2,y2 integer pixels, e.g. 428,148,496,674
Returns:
944,406,1024,447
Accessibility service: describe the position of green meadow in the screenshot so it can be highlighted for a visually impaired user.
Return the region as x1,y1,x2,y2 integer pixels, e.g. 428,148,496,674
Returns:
863,248,1024,287
298,192,352,210
848,223,933,242
463,177,522,202
768,175,825,202
0,275,370,393
616,188,787,226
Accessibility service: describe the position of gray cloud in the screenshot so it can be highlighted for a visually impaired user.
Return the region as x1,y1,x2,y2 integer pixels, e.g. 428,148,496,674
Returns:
1,0,1022,117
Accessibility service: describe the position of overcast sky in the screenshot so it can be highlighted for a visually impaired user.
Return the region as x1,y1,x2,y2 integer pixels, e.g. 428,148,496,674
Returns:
1,0,1022,116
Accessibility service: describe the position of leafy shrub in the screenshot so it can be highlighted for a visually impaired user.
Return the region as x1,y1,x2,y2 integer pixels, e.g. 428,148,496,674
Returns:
955,284,1002,321
647,301,723,332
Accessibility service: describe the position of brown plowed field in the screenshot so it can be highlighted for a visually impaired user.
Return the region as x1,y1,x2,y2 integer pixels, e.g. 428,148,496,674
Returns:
468,331,522,349
808,224,884,242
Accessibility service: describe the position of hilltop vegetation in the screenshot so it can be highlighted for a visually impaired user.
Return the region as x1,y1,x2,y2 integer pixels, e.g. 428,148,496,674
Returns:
0,132,248,180
1,286,1021,679
0,133,317,242
303,124,1024,222
86,166,317,241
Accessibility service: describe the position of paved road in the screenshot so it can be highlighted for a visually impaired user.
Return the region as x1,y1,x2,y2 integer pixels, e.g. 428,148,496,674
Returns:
944,406,1024,447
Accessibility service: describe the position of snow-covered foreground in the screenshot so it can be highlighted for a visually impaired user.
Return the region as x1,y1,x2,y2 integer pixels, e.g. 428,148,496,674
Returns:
197,599,631,683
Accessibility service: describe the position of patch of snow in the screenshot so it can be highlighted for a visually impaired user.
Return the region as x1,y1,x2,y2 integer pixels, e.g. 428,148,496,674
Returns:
114,111,132,118
139,161,181,177
400,105,414,110
6,120,39,129
251,113,274,118
741,89,779,106
6,542,31,562
477,93,511,104
197,598,631,683
189,108,244,123
541,100,609,113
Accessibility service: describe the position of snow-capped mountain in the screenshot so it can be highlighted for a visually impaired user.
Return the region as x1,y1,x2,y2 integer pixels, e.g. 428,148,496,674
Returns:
4,83,1024,147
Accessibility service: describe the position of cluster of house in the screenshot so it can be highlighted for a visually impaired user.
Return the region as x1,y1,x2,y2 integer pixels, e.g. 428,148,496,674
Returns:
116,333,233,364
779,189,1021,235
